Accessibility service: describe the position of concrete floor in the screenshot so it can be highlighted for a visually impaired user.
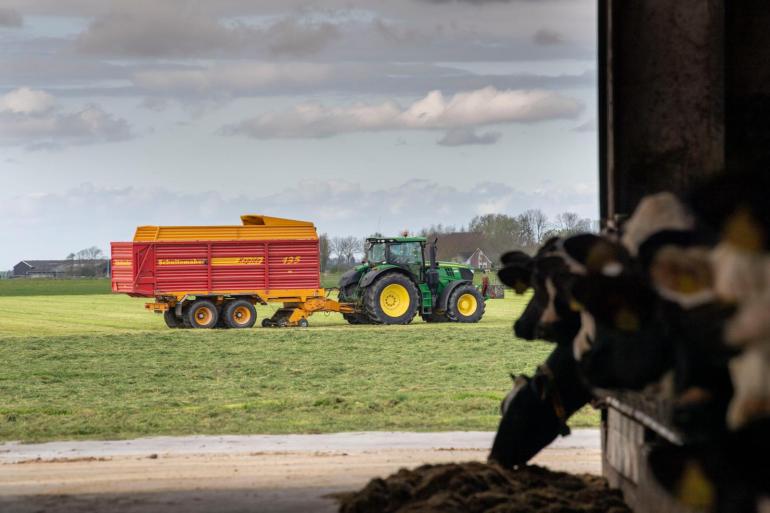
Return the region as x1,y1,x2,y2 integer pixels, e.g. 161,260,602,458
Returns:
0,430,601,513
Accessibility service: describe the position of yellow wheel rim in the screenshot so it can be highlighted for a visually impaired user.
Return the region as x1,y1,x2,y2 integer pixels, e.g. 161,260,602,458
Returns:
194,306,214,326
379,283,411,318
457,293,478,316
232,306,252,326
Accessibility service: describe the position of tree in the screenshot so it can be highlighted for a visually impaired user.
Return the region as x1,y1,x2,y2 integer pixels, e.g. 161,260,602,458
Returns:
554,212,592,236
520,209,549,244
75,246,103,260
319,233,331,273
340,236,362,265
469,213,523,258
330,236,345,266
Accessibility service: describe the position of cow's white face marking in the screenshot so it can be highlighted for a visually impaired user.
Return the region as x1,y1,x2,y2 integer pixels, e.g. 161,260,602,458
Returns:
711,243,770,303
540,278,559,325
573,310,596,361
621,192,694,256
727,348,770,430
725,294,770,348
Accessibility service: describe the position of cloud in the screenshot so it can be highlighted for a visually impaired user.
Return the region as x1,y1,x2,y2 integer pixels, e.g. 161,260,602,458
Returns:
266,18,341,56
437,127,501,146
127,62,595,100
133,63,333,94
533,28,565,45
222,86,583,139
75,3,244,57
572,118,596,132
0,88,132,148
0,87,55,114
0,179,598,268
74,2,343,58
0,7,22,27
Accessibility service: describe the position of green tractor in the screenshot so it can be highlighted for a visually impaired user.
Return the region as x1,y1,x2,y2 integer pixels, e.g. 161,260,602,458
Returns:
338,237,486,325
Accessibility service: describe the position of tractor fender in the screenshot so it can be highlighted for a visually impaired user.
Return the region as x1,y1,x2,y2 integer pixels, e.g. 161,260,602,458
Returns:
437,280,473,312
359,267,413,289
339,267,365,289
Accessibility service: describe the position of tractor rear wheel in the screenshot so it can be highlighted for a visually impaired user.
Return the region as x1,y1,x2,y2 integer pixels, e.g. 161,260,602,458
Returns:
186,299,219,329
446,284,485,323
223,300,257,329
365,273,419,325
163,310,181,328
343,313,372,324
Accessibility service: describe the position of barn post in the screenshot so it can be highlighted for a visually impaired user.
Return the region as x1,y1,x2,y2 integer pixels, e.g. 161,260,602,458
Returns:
599,0,725,222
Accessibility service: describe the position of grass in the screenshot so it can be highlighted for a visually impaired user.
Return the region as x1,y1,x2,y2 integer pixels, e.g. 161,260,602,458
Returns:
0,280,598,442
0,278,111,296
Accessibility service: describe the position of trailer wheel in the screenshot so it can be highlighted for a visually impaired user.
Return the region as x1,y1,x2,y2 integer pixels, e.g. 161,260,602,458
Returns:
365,273,419,325
223,300,257,329
186,300,219,329
446,284,485,323
163,310,181,328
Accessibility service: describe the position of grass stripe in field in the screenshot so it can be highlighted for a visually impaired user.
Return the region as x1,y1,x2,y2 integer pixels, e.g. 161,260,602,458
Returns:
0,289,600,442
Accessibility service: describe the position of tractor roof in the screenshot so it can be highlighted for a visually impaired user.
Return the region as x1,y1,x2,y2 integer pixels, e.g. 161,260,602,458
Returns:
366,237,427,243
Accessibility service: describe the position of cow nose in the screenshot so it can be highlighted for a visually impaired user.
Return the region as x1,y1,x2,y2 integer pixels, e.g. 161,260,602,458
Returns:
514,319,534,340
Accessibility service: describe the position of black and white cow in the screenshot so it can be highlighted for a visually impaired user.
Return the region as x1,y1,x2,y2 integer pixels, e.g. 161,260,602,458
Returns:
489,239,593,468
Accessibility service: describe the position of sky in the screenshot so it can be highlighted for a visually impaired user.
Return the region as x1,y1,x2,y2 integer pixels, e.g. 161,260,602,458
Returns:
0,0,598,269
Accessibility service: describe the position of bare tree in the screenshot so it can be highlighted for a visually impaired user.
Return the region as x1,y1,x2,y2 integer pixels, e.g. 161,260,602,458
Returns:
554,212,591,236
330,236,345,265
520,209,549,244
340,236,362,264
319,233,330,272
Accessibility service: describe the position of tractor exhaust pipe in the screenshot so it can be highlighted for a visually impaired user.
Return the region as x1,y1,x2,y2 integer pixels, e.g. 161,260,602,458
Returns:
430,238,438,270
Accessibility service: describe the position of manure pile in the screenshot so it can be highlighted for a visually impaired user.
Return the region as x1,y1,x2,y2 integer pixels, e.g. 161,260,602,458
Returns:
337,462,630,513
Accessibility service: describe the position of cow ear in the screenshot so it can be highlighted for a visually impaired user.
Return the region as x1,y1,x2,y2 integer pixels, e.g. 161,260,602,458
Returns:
563,234,629,275
500,251,532,267
498,252,533,293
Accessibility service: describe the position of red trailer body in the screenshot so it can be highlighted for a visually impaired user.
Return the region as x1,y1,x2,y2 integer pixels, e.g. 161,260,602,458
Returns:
112,215,324,302
111,239,322,299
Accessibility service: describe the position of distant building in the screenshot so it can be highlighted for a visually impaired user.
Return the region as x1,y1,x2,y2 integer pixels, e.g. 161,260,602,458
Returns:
12,260,109,278
434,232,494,270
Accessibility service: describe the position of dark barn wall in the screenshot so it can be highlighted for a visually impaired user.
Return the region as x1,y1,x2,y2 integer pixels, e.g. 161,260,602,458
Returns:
600,0,725,221
726,1,770,171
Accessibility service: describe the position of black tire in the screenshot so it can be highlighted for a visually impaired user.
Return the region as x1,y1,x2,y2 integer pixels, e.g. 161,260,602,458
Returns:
222,300,257,329
422,311,449,323
446,283,485,323
298,318,309,328
343,313,373,325
364,273,419,325
186,299,219,329
163,309,181,328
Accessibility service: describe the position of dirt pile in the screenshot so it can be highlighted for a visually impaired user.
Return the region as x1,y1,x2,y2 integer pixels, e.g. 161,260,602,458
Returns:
336,462,630,513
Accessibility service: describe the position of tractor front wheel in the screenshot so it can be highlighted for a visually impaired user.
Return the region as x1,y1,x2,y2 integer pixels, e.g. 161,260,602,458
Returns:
446,284,485,323
186,300,219,329
365,273,419,325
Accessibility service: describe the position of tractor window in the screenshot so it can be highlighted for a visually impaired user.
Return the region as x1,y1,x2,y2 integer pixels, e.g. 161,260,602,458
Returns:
388,242,423,266
366,242,387,263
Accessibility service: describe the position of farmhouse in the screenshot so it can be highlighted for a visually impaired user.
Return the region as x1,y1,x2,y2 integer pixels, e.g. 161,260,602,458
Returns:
435,232,494,270
13,260,109,278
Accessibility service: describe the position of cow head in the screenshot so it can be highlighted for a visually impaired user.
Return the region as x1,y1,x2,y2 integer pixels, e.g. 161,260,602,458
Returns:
498,239,580,344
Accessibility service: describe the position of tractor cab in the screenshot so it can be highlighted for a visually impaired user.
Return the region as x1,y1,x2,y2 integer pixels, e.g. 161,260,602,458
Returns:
364,237,427,279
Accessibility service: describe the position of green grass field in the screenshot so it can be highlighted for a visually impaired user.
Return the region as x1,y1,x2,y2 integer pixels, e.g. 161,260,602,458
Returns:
0,279,598,442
